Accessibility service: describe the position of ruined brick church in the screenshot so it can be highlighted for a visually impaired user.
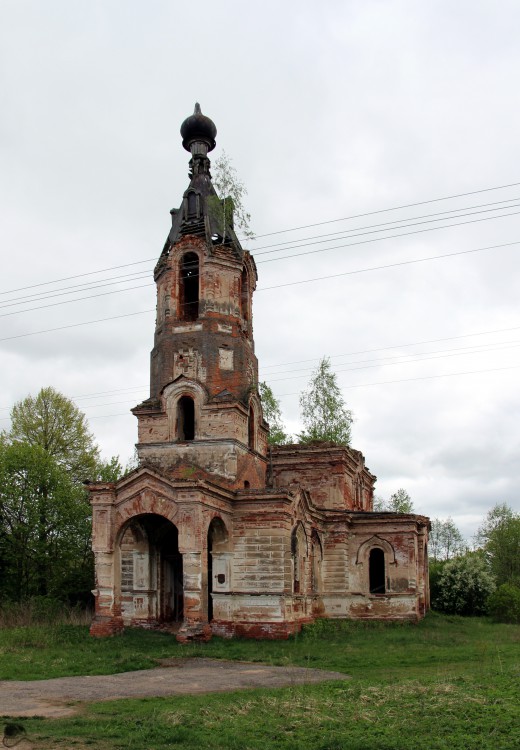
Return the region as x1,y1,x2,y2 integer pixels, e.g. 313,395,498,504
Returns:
89,105,430,640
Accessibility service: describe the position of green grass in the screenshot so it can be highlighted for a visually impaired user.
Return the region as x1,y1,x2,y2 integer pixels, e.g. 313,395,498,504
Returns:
1,613,519,749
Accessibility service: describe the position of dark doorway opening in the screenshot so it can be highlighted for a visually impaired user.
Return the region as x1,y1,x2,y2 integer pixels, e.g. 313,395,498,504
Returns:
180,252,199,321
178,396,195,441
369,548,386,594
155,519,183,622
119,514,184,625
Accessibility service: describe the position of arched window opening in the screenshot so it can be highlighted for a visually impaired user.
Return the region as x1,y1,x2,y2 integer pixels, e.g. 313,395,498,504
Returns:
369,548,386,594
244,480,250,489
177,396,195,441
241,268,249,321
248,405,255,450
179,252,199,321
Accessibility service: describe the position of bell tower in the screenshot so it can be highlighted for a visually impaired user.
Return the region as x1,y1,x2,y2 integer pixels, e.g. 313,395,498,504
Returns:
132,105,268,488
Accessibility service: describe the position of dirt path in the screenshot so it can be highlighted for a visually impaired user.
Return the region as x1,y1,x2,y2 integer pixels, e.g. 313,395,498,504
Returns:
0,658,350,718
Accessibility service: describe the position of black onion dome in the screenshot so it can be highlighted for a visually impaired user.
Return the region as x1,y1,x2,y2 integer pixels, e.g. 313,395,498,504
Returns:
180,103,217,152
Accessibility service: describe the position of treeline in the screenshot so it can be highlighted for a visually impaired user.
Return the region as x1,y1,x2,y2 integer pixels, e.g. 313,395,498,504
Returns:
429,504,520,623
0,387,126,606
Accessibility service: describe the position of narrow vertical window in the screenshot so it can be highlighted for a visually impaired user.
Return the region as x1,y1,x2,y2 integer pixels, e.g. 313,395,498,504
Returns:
180,252,199,321
241,268,249,320
369,548,386,594
177,396,195,441
248,404,255,449
187,192,197,217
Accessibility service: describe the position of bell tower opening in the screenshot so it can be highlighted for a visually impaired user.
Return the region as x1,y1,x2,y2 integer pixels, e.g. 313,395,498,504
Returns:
178,396,195,441
179,252,199,321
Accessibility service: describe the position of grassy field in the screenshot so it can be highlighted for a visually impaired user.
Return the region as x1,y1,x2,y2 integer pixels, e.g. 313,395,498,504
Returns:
0,613,519,749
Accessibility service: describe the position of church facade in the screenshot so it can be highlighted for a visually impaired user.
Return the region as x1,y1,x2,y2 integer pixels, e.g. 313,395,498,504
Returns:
89,105,430,641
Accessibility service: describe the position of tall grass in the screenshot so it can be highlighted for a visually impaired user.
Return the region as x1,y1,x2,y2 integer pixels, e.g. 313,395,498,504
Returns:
0,597,92,628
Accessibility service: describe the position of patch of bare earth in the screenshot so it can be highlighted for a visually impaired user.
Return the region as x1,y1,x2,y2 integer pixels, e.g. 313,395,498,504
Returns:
0,658,350,718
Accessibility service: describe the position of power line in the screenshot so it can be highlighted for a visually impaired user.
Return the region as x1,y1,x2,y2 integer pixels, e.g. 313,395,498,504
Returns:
0,309,155,343
0,258,156,297
0,282,153,319
261,338,520,379
2,227,519,320
3,335,518,418
3,323,520,409
260,240,520,292
264,341,520,383
0,269,152,309
3,196,518,311
3,179,520,298
260,324,520,370
0,271,151,311
275,364,520,397
252,196,520,254
245,180,520,241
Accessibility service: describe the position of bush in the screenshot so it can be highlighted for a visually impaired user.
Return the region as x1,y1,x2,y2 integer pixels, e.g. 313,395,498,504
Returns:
428,559,447,604
487,583,520,624
432,552,495,616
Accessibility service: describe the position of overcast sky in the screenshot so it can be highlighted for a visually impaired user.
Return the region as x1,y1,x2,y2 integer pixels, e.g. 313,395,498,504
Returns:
1,0,519,540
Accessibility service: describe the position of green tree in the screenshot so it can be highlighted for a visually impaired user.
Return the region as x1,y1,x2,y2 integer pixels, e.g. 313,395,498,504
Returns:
95,455,125,482
258,382,290,446
487,583,520,624
477,503,520,586
432,551,495,616
298,357,353,446
0,441,91,600
373,490,414,512
9,386,99,483
208,150,254,240
429,517,466,561
1,387,117,603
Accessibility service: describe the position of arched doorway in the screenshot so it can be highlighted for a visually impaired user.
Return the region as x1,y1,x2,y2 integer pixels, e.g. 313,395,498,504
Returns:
119,514,183,625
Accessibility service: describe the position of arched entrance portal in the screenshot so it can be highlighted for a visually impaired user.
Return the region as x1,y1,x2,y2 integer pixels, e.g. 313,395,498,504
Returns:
119,514,183,626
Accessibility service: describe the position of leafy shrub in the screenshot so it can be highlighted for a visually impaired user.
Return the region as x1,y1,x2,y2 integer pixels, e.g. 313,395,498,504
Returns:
432,552,495,616
428,559,447,604
487,583,520,624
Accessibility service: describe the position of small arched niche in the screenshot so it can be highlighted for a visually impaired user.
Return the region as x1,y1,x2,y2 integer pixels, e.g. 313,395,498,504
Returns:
179,252,199,321
291,524,307,594
177,395,195,441
310,531,323,593
207,517,230,621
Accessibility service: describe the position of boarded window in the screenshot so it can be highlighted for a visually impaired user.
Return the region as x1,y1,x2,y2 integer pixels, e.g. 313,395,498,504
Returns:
369,548,386,594
179,252,199,321
178,396,195,441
